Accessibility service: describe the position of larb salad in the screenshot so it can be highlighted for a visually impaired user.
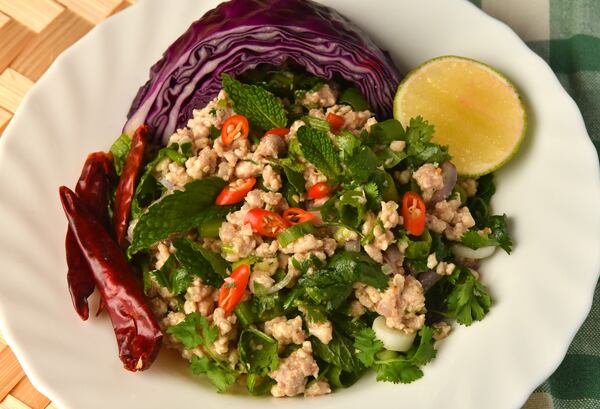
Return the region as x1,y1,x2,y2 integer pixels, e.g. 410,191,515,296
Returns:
59,0,515,399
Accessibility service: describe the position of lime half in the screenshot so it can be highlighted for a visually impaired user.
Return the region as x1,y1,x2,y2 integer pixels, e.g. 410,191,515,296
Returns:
394,56,527,177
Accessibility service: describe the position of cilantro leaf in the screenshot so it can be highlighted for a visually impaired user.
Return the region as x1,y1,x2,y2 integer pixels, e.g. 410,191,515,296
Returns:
166,313,209,349
297,125,342,180
446,271,492,326
466,173,496,223
346,146,380,182
375,359,423,384
221,73,287,130
128,177,227,256
190,355,237,393
172,237,229,287
407,326,437,366
336,130,362,161
109,133,131,176
238,327,279,375
461,214,512,254
404,116,450,168
354,328,384,367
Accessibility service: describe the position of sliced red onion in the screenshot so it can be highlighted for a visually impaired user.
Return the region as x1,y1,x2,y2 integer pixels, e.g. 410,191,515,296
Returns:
430,161,457,204
383,245,404,275
418,269,442,291
344,240,361,252
265,267,297,294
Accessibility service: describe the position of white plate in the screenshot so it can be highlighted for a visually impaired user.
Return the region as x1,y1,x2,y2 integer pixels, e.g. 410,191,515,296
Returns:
0,0,599,408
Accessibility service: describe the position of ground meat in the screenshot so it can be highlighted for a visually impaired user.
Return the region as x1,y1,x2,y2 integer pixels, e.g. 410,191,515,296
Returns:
186,90,232,151
350,299,366,317
394,169,412,185
168,128,193,147
426,199,476,241
153,241,174,270
263,164,282,192
148,297,168,317
185,147,218,179
264,316,306,346
427,253,438,269
214,137,250,165
459,178,478,197
218,218,258,262
432,321,452,341
183,278,217,316
234,159,263,178
435,261,456,276
269,341,319,397
280,234,336,256
364,117,378,133
303,163,327,190
390,140,406,152
255,134,286,159
306,320,333,344
255,240,280,258
355,274,426,333
413,163,444,202
362,207,397,263
165,162,192,188
304,380,332,397
211,307,239,357
217,161,235,181
326,105,373,132
300,84,337,108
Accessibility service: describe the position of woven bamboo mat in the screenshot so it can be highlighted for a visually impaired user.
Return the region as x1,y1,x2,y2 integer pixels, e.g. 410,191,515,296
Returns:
0,1,136,407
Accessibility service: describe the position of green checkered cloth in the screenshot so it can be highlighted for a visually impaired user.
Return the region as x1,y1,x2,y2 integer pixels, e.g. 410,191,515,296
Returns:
469,1,600,408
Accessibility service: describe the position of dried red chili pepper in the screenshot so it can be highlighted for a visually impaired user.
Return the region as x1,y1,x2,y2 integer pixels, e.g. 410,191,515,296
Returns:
113,124,149,248
60,186,162,371
66,152,114,320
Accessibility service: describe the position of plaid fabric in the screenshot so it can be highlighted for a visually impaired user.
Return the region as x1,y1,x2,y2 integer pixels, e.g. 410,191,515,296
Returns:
468,1,600,408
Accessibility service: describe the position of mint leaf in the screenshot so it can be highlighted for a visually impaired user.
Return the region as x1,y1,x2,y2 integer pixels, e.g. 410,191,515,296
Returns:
461,214,512,254
221,73,287,130
172,237,229,287
238,327,279,375
312,330,363,372
405,116,450,168
354,328,384,367
446,271,492,326
190,355,237,393
129,177,227,256
297,125,342,180
110,133,131,176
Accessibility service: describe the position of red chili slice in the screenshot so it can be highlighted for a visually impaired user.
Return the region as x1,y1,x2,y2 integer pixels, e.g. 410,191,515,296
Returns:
283,208,317,225
218,264,251,314
244,208,289,238
264,128,290,137
307,181,334,200
326,112,345,131
221,115,249,145
402,191,426,236
215,178,256,205
113,125,148,248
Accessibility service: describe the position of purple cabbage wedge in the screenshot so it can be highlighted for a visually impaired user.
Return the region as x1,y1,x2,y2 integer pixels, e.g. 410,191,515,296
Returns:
124,0,401,145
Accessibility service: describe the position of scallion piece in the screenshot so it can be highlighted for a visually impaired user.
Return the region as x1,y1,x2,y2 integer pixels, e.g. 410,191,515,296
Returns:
277,221,315,247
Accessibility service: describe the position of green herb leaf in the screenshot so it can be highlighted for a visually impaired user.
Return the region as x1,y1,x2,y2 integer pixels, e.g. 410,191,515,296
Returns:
404,116,451,168
312,330,363,372
152,255,193,296
375,359,423,384
446,269,492,326
369,119,405,145
190,355,237,393
302,115,331,133
461,214,512,253
166,312,218,349
338,87,370,112
346,146,380,182
336,130,362,161
110,133,131,176
171,237,230,287
238,327,279,375
354,328,384,367
407,326,437,366
221,73,287,130
129,177,227,256
297,125,342,180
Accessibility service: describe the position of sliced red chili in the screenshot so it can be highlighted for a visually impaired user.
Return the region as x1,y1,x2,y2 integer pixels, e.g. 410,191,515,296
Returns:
60,186,162,371
402,191,426,236
326,112,345,131
218,264,250,314
244,208,289,238
113,124,148,248
66,152,115,321
215,177,256,205
283,208,317,225
221,114,249,145
307,181,334,200
264,128,289,138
